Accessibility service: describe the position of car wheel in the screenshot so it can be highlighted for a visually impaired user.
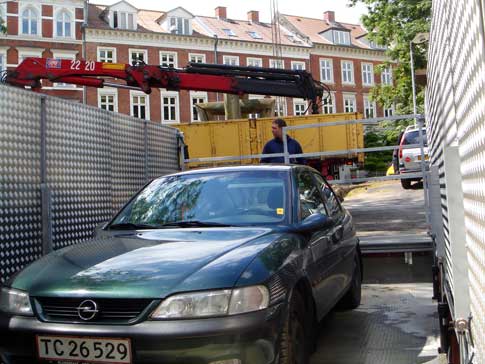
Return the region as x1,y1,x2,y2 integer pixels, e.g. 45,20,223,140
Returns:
401,178,412,189
278,290,309,364
338,256,362,309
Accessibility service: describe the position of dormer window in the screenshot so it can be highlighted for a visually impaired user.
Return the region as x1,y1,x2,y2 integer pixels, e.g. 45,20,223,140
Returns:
247,31,262,39
334,30,350,45
223,28,236,37
169,17,190,35
113,11,135,30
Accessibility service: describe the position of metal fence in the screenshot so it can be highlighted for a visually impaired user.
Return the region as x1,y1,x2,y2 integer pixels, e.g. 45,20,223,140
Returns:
427,0,485,362
0,85,180,283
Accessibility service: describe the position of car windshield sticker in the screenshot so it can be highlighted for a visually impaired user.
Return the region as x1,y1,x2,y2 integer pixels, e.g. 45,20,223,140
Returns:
277,208,284,215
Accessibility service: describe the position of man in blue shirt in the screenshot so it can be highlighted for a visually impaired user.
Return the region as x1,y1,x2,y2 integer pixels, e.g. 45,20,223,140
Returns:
260,118,305,164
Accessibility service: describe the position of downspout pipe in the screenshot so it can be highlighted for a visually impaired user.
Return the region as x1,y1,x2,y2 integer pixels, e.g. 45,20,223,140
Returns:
214,34,219,102
82,0,88,104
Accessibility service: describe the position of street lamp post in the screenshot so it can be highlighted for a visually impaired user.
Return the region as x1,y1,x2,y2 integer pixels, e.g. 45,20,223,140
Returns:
410,32,429,127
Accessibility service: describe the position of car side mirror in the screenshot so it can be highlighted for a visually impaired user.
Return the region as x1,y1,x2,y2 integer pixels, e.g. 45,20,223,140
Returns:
292,213,332,233
94,221,108,233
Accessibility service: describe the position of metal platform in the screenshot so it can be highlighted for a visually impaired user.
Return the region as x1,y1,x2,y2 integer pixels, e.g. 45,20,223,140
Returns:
360,234,433,254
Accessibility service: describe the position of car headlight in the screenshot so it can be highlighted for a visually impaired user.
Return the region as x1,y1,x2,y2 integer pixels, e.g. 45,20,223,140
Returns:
151,285,269,320
0,287,33,316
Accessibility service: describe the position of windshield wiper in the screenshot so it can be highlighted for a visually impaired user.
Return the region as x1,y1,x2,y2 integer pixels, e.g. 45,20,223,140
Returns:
160,220,234,228
108,222,160,230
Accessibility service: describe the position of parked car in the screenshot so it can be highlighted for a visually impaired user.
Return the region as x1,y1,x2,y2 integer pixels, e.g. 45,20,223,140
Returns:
0,165,361,364
398,126,429,189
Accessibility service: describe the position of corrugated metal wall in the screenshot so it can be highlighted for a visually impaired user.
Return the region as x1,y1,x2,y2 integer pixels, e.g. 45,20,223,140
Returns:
0,85,180,283
427,0,485,361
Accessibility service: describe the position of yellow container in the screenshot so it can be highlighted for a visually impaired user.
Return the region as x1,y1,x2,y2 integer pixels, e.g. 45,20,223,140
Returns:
176,112,364,168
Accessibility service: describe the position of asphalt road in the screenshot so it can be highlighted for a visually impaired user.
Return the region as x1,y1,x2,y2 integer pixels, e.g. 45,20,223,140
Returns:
342,180,428,238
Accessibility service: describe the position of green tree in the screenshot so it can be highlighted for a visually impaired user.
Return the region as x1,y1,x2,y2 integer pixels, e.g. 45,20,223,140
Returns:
350,0,431,114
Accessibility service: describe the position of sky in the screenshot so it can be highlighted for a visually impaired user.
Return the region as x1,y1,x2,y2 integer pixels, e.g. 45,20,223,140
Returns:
92,0,368,25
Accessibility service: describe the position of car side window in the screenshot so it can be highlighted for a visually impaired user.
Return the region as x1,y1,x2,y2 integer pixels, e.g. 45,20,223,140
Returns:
313,173,343,218
296,171,328,220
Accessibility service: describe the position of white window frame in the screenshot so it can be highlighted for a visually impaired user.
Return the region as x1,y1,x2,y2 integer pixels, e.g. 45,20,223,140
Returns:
19,4,41,36
0,3,6,25
222,28,236,37
161,91,180,124
111,10,136,30
381,66,393,85
130,91,150,120
363,95,376,118
334,30,350,45
97,47,117,63
248,31,262,39
0,48,6,73
168,16,191,35
343,93,356,113
98,88,118,113
190,91,208,122
52,50,78,88
291,61,306,71
129,48,148,65
384,104,395,118
322,92,336,114
189,53,206,64
341,60,354,85
293,98,308,116
274,97,288,117
319,58,334,83
247,57,262,67
160,51,178,68
223,55,239,66
18,48,43,64
361,63,374,86
54,7,74,39
269,59,285,69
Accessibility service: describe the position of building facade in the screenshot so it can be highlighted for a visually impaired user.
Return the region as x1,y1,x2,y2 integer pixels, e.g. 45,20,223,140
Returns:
0,1,393,123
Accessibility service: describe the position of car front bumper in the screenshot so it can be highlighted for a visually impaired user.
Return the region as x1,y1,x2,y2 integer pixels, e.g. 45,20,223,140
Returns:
0,304,284,364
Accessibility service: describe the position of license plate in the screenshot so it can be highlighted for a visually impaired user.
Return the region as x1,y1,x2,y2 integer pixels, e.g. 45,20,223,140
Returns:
36,335,132,364
418,155,429,161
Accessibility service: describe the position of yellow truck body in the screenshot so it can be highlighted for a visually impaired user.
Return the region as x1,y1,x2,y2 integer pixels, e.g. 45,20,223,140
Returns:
176,112,364,168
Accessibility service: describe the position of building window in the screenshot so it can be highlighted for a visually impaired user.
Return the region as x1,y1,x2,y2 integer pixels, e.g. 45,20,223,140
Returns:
247,58,262,67
162,92,179,123
322,93,335,114
160,52,177,68
53,51,77,88
130,49,147,64
21,7,39,35
191,92,208,122
363,96,376,118
113,11,135,30
293,99,307,116
169,17,190,35
189,53,206,63
362,63,374,86
343,94,356,113
247,31,262,39
98,90,118,112
341,61,354,84
131,92,149,120
55,10,72,38
320,59,333,82
275,98,287,117
18,49,43,64
270,59,285,69
382,67,392,85
334,30,350,45
98,48,116,63
291,61,306,71
0,4,5,25
223,56,239,66
222,28,236,37
0,52,5,73
384,105,394,118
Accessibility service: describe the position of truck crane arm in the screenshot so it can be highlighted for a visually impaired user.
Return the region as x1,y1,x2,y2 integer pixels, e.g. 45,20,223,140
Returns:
2,58,329,114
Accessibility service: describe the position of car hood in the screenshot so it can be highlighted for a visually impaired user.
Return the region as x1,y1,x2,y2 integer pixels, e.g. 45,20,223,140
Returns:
9,228,277,299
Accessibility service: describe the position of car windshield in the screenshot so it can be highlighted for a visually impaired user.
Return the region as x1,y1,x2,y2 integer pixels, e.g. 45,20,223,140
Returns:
110,170,290,228
403,130,428,147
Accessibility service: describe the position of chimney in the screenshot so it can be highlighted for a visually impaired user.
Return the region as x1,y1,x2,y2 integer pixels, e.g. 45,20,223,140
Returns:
215,6,227,19
323,11,335,23
247,10,259,23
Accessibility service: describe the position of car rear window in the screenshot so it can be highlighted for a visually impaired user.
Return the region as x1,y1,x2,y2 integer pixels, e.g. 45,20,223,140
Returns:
403,130,428,147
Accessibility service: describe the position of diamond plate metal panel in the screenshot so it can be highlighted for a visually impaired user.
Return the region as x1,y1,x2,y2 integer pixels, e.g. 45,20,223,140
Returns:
147,123,180,180
111,114,146,212
0,86,43,283
45,99,112,250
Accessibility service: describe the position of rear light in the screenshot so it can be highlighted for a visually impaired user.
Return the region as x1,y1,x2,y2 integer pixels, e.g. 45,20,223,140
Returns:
405,156,412,163
399,135,405,159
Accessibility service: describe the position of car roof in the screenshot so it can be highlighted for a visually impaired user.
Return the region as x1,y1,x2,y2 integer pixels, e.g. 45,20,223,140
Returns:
166,164,301,178
404,126,426,133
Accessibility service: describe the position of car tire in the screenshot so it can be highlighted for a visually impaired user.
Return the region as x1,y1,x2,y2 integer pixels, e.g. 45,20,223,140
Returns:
338,255,362,310
278,290,309,364
401,178,412,189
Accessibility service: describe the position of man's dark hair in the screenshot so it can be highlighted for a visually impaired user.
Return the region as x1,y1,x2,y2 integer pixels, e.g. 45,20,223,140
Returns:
272,118,287,128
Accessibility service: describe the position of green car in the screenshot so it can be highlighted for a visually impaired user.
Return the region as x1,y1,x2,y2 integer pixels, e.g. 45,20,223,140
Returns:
0,165,362,364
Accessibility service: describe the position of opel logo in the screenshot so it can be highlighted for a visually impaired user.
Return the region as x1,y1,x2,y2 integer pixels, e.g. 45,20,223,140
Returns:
77,300,99,321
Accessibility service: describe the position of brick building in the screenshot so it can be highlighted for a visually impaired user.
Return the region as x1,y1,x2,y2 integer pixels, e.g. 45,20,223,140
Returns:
0,1,393,123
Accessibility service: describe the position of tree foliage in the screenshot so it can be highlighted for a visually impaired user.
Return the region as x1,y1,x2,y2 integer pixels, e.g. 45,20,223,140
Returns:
349,0,432,114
